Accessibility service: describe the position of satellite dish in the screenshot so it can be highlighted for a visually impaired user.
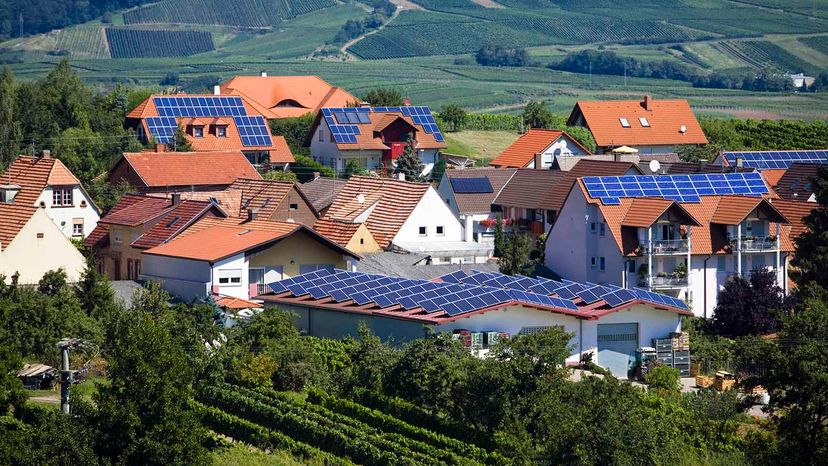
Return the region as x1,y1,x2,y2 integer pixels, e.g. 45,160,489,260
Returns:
679,125,687,134
649,159,661,173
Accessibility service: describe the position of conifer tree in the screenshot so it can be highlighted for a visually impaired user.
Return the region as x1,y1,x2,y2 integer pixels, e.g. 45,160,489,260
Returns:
394,135,423,181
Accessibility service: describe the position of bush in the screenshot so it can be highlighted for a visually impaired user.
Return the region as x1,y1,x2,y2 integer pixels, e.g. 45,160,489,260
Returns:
475,46,529,67
645,366,681,392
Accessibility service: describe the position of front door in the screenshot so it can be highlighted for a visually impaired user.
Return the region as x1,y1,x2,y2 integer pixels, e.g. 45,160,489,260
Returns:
597,323,639,379
113,259,121,281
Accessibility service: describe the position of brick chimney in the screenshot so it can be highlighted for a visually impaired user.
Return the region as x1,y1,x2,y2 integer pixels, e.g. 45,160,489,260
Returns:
41,149,51,159
155,144,167,153
397,172,406,181
171,192,181,205
312,171,320,180
213,85,221,96
534,152,543,170
642,95,652,111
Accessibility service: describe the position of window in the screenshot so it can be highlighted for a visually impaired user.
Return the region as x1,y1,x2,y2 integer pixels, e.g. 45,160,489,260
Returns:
360,238,364,245
590,257,597,268
216,126,227,137
217,269,242,286
289,203,298,210
36,232,44,239
599,257,606,271
628,261,636,273
717,256,726,272
418,226,427,236
299,264,335,274
135,260,141,277
113,230,123,244
72,218,83,237
639,117,650,127
620,118,631,128
436,226,445,236
599,222,606,236
52,188,73,206
127,259,134,280
249,268,265,285
318,129,324,142
519,326,561,336
590,222,597,233
193,126,204,138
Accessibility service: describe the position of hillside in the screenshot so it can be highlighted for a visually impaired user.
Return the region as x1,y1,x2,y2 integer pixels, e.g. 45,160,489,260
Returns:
0,0,826,118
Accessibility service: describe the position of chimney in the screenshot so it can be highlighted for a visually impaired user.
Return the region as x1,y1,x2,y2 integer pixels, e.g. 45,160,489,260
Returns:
360,101,371,108
397,172,406,181
213,85,221,96
171,193,181,206
403,97,411,106
642,95,652,111
357,193,366,204
246,209,257,222
613,152,621,162
260,70,267,77
155,143,167,153
534,152,543,170
41,149,51,159
736,155,744,169
312,171,320,180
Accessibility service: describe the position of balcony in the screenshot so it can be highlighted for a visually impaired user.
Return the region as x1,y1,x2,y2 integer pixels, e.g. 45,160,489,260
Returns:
639,239,690,255
249,283,274,297
639,273,688,289
730,236,777,252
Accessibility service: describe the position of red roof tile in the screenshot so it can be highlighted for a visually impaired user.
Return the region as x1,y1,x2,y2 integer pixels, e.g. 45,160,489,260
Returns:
315,108,447,152
216,296,263,309
130,200,220,249
568,97,708,148
115,151,261,188
494,169,566,210
99,196,173,227
490,129,589,168
312,218,363,247
219,75,358,119
446,168,516,214
771,199,816,240
144,225,300,262
774,163,822,201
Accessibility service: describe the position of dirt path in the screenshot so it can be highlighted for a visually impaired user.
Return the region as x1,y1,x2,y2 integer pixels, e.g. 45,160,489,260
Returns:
30,395,59,404
469,0,504,8
341,5,402,57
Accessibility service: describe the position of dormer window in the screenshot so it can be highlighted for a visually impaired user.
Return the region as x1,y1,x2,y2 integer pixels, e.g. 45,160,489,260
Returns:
192,126,204,138
215,126,227,137
639,117,650,127
620,118,631,128
0,184,20,204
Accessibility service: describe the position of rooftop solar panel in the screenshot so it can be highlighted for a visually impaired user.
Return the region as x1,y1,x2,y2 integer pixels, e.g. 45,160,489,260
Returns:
450,177,493,194
322,106,444,145
724,150,828,169
582,172,768,205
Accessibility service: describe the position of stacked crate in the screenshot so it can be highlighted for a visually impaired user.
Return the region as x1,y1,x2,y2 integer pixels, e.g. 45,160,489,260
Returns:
653,338,691,377
452,329,472,348
471,332,484,350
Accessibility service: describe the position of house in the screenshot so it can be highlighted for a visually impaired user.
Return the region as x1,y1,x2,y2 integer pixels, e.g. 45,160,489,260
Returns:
556,153,680,172
567,96,708,154
493,160,641,236
125,92,294,168
0,201,86,283
84,194,226,281
489,128,590,169
771,198,817,290
644,160,750,176
260,269,692,378
1,152,100,239
219,73,358,120
772,163,822,202
318,175,491,264
714,150,828,170
295,174,348,216
107,150,261,193
309,106,447,177
140,216,360,301
545,172,793,317
228,178,318,226
787,73,815,89
436,168,516,243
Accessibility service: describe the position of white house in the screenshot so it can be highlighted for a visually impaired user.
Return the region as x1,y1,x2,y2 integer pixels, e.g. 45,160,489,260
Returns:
309,107,447,177
437,168,516,244
489,128,590,169
1,152,100,239
545,172,793,317
260,269,691,378
316,175,492,264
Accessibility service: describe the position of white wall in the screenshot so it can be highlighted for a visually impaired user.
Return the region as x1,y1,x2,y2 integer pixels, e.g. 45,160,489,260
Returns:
596,144,675,155
212,254,249,300
394,187,464,245
545,189,590,280
140,253,212,300
0,209,86,283
526,136,589,169
37,186,99,238
436,176,460,218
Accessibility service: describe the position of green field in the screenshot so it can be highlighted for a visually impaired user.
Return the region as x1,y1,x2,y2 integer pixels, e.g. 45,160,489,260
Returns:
0,0,826,118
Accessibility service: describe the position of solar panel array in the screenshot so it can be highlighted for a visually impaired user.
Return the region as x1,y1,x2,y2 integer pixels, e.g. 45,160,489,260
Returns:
724,150,828,170
321,106,444,145
450,177,493,194
437,270,689,311
265,269,688,319
148,96,272,147
582,172,768,205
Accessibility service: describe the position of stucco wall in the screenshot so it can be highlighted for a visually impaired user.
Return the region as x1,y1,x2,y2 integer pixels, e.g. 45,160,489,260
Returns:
249,231,348,278
37,186,100,239
545,188,590,280
141,253,212,300
525,136,589,169
394,187,463,245
0,209,86,283
345,224,382,254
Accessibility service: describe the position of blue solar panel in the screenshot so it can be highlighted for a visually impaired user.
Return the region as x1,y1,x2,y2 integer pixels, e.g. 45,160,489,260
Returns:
582,173,768,205
234,116,273,147
450,177,493,194
724,150,828,170
145,117,178,144
322,106,444,145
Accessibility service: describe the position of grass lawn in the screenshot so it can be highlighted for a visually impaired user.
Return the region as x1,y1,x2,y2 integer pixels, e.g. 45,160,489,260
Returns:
444,130,520,164
212,444,319,466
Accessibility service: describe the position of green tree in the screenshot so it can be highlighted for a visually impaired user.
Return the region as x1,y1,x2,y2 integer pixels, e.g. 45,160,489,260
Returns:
54,126,106,182
39,60,92,132
167,125,193,152
710,268,791,337
440,103,467,132
563,125,596,153
394,135,424,181
494,213,505,257
0,344,25,416
676,143,720,162
791,166,828,290
0,66,21,170
263,169,298,182
499,232,533,275
269,113,314,152
342,159,368,179
431,158,446,183
522,101,555,129
363,87,403,106
645,366,681,392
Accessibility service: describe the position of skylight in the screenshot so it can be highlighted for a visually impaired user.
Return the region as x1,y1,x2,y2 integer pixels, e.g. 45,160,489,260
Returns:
620,118,631,128
165,216,181,228
639,117,650,127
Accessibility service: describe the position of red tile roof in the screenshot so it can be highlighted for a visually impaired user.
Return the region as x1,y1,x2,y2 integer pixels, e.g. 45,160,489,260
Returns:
98,196,173,227
567,97,708,148
774,163,822,201
130,200,220,249
144,225,300,262
771,199,816,240
312,218,363,247
216,296,263,310
114,151,261,188
323,176,430,249
0,204,38,251
83,194,150,249
314,109,447,152
219,75,358,119
229,178,311,219
490,129,590,168
445,168,516,214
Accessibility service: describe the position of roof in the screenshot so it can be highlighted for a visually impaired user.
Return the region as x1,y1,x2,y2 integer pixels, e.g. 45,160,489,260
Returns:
0,156,81,206
710,196,787,225
543,159,642,214
83,194,151,249
494,169,567,210
312,218,363,247
557,153,680,172
98,195,173,227
219,75,358,119
489,129,589,168
130,200,220,249
323,176,430,249
775,163,823,201
621,198,699,228
445,168,516,214
296,176,348,212
357,251,502,280
229,178,314,219
260,269,691,325
655,161,748,175
721,150,828,170
771,199,816,240
760,169,787,188
0,204,38,251
148,190,244,218
216,296,263,310
314,107,447,152
567,97,708,148
114,151,261,188
143,224,300,262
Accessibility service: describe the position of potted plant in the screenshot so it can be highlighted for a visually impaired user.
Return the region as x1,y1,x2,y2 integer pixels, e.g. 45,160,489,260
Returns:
674,263,688,279
633,243,645,255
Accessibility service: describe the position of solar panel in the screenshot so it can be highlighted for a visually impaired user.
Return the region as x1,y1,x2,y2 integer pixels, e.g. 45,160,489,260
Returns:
450,177,493,194
322,106,444,145
234,116,273,147
145,117,178,144
582,172,768,205
724,150,828,170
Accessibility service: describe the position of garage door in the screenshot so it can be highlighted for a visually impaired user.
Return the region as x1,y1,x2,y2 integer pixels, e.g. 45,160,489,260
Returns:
597,323,639,379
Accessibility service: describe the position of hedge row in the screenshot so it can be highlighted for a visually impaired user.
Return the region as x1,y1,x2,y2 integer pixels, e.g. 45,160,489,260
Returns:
307,388,509,465
199,385,449,465
190,400,352,466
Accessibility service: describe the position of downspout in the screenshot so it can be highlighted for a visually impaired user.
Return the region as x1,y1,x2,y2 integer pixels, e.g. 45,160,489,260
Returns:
579,318,583,362
702,255,712,319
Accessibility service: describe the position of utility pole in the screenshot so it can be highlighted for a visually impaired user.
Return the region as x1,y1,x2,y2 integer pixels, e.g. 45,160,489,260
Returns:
56,338,83,414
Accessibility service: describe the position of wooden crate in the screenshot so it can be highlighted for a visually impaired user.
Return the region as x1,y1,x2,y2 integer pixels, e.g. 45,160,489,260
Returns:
714,378,735,391
696,375,713,388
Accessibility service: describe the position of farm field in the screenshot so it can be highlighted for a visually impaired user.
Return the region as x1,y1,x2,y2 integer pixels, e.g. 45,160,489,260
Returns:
106,29,215,58
444,130,521,163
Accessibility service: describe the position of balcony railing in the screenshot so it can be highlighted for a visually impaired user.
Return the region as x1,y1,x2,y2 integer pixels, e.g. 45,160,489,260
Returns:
639,239,690,255
639,274,688,289
730,237,777,252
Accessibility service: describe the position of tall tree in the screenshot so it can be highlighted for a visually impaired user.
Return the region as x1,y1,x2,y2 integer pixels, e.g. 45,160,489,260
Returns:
167,126,193,152
499,232,533,275
791,166,828,290
521,101,561,130
0,67,20,170
394,135,423,181
709,268,790,337
440,103,467,132
494,213,505,257
363,87,403,106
